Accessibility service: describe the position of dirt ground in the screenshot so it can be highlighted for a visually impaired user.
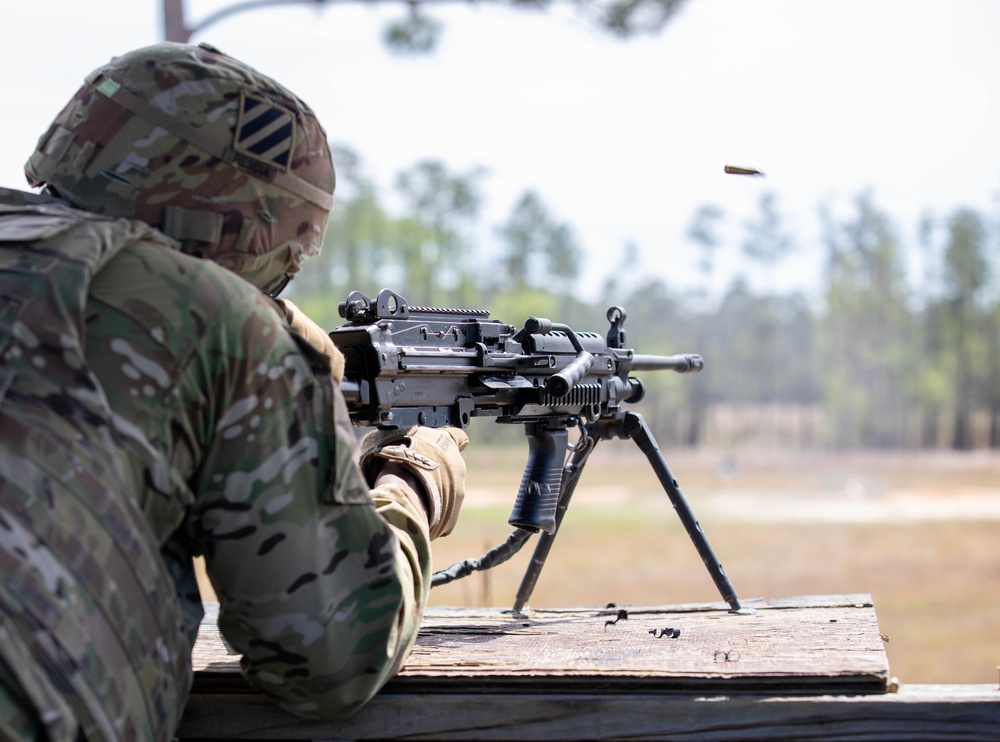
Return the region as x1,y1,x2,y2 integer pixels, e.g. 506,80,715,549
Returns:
429,446,1000,686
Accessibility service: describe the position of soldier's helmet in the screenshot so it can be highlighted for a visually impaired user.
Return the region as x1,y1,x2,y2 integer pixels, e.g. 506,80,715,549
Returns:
25,42,335,296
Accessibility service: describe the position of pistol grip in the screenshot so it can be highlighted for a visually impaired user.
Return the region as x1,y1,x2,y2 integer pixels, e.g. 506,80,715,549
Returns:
508,428,567,535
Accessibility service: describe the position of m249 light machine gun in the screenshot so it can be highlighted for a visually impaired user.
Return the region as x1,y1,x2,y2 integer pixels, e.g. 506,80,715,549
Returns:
331,289,743,615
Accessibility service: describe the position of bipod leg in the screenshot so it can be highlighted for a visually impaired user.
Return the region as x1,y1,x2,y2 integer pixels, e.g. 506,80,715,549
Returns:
510,429,599,616
619,412,743,612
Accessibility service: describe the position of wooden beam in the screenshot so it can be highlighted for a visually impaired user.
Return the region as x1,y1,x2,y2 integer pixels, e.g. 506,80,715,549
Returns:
177,685,1000,740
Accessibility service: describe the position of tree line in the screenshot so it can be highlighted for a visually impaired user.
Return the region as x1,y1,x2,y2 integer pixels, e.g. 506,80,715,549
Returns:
288,145,1000,451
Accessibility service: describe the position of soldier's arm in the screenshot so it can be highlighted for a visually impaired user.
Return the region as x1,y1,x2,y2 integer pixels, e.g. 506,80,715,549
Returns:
188,291,431,720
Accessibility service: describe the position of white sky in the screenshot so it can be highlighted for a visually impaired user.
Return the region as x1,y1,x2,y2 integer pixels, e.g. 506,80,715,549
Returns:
3,0,999,301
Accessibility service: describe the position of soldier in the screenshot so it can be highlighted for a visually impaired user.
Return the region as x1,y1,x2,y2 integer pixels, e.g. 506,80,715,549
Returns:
0,42,467,741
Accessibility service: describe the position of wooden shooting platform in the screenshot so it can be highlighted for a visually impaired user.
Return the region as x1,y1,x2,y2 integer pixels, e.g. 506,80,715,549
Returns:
177,596,1000,740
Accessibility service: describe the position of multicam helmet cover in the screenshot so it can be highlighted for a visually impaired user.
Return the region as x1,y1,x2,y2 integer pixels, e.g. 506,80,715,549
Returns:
25,42,335,295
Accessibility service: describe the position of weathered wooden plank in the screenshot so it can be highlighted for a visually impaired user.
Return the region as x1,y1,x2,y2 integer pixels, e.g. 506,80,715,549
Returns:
193,595,889,695
177,684,1000,741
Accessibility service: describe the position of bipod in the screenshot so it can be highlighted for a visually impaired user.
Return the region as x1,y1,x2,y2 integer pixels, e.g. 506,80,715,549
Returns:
430,411,744,617
510,411,743,616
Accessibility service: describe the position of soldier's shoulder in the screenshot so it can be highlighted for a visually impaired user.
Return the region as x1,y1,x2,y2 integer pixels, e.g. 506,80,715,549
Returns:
0,187,91,242
0,186,67,209
0,188,178,255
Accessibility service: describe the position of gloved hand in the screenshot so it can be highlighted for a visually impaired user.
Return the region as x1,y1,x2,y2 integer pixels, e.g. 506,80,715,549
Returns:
275,297,345,383
358,426,469,539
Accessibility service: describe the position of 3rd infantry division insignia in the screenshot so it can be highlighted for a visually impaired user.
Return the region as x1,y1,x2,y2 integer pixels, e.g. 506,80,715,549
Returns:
233,92,295,172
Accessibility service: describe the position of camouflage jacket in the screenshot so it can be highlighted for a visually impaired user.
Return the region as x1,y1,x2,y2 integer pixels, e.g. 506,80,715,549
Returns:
0,188,431,741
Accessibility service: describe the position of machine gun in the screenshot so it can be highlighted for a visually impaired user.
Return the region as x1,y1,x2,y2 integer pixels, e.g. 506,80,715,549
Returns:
331,289,743,615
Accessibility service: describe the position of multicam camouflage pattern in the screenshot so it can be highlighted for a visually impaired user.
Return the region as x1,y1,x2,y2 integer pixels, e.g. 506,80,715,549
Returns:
0,188,192,741
24,42,335,295
0,188,431,738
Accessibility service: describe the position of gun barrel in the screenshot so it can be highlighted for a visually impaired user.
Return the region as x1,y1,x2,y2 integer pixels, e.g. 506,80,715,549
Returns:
631,353,704,373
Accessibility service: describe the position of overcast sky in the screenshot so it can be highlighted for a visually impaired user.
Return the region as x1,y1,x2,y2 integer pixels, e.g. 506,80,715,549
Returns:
3,0,999,300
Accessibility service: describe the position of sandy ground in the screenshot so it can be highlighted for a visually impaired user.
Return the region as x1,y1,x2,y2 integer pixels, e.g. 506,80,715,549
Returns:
463,446,1000,522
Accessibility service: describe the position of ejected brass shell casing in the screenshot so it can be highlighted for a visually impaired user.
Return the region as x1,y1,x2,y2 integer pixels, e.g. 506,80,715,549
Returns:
724,165,765,176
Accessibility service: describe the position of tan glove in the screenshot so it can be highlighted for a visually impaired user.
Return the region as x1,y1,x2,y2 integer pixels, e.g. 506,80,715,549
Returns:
275,298,345,383
358,426,469,539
